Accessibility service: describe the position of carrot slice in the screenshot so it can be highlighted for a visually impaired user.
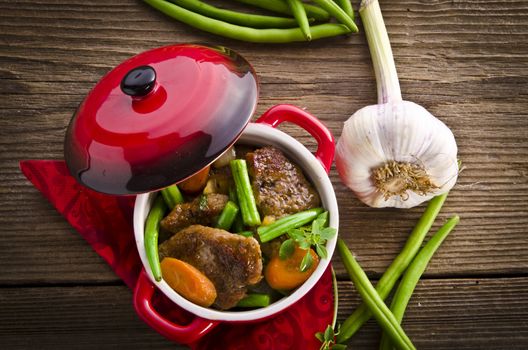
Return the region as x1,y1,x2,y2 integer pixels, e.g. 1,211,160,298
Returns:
161,257,217,307
178,166,210,193
265,245,319,290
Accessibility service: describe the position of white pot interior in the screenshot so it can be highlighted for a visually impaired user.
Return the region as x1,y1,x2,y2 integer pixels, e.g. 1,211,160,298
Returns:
134,122,339,322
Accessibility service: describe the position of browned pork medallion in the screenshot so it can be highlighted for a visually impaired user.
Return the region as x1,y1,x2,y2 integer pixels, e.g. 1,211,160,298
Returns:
159,225,263,310
160,193,229,242
247,146,320,218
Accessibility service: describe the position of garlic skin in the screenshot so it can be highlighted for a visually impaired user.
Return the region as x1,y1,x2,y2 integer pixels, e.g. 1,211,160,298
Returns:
336,101,458,208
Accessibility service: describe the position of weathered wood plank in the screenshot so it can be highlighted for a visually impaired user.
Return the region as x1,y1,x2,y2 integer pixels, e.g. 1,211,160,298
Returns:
1,277,527,349
340,277,528,349
0,284,179,349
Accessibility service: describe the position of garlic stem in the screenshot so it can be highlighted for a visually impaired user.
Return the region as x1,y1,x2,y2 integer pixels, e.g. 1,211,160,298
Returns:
360,0,402,104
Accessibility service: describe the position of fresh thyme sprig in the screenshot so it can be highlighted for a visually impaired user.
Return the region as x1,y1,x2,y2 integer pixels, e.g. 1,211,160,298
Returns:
315,324,346,350
279,211,337,271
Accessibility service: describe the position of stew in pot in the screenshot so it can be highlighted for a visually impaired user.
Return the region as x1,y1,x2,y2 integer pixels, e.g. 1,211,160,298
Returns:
145,145,336,310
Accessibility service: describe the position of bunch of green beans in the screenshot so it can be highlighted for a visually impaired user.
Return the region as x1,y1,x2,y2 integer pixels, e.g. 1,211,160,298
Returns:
144,0,358,43
336,193,449,343
335,193,460,349
338,239,416,350
378,215,460,350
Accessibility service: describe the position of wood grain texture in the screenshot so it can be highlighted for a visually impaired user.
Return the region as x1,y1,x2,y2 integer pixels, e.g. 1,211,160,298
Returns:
1,278,527,349
0,0,527,348
0,284,177,349
339,277,528,349
0,0,527,283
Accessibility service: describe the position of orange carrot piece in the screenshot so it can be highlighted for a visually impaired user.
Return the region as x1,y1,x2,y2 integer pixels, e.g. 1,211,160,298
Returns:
161,257,217,307
178,165,210,193
265,245,319,290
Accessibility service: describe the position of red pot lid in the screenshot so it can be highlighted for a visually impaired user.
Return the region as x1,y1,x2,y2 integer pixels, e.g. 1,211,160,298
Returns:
64,44,258,195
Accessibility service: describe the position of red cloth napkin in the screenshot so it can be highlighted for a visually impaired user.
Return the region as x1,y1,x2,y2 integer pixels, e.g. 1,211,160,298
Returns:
20,160,334,349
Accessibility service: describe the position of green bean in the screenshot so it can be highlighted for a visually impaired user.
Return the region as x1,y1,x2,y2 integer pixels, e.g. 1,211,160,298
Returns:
230,159,261,226
238,230,254,238
161,184,184,209
228,185,244,235
337,239,416,350
233,0,330,22
215,201,239,231
145,0,350,43
257,208,323,243
334,0,354,20
236,293,271,308
232,214,245,233
167,0,305,28
379,215,460,350
286,0,311,40
311,0,358,32
228,186,238,204
336,192,449,344
229,187,246,232
144,196,167,282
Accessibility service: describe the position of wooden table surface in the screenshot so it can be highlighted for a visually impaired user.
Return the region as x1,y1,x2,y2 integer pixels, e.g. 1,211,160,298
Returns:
1,0,527,349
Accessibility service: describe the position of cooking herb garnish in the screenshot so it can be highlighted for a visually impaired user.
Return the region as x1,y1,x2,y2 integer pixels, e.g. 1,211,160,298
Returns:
279,211,337,271
315,324,346,350
198,194,208,211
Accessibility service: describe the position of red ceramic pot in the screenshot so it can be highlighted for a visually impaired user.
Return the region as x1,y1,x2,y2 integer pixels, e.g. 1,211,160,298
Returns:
64,44,339,345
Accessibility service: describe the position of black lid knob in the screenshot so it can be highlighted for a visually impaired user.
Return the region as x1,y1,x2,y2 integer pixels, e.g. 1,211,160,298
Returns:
120,65,156,97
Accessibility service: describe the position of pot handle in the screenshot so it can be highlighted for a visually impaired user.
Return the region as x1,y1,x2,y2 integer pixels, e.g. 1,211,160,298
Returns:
255,104,335,174
133,269,219,344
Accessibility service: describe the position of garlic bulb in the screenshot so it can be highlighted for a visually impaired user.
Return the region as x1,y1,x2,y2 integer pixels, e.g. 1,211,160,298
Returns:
336,0,458,208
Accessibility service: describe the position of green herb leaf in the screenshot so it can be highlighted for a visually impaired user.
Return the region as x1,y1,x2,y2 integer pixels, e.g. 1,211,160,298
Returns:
316,244,328,260
315,332,325,343
318,211,329,226
279,239,295,260
298,239,311,250
316,324,343,350
288,228,305,241
285,210,333,264
323,324,334,341
312,211,329,234
300,251,314,272
320,227,337,240
311,217,322,235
